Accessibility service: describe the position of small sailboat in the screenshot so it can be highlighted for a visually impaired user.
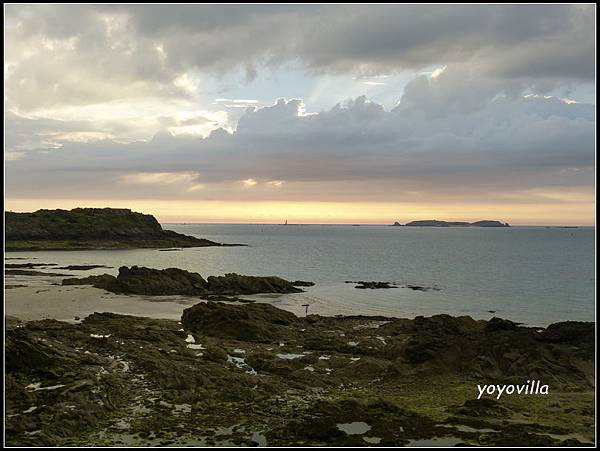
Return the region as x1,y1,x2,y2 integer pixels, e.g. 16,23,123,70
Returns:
284,219,288,225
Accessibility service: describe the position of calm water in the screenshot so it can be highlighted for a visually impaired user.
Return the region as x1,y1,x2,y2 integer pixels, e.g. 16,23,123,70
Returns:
6,224,595,326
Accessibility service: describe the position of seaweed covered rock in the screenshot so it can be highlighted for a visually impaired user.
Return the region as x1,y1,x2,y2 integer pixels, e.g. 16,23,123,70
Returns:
181,302,300,342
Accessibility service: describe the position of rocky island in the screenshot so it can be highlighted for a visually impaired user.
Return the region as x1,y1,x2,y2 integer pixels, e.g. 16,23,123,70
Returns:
392,220,510,227
5,208,240,251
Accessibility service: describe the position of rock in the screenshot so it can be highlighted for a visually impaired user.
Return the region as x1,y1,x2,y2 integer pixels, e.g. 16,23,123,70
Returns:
206,273,303,295
291,280,315,287
354,281,397,289
538,321,595,347
62,274,117,289
405,284,439,291
181,302,299,342
392,221,402,226
4,305,594,447
111,266,209,295
6,269,71,277
64,266,209,295
486,317,518,331
203,294,255,303
453,398,510,417
5,208,238,250
5,263,58,268
55,265,112,270
62,266,304,297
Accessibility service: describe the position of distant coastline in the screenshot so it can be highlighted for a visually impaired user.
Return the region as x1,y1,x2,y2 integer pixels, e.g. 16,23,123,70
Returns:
392,220,510,228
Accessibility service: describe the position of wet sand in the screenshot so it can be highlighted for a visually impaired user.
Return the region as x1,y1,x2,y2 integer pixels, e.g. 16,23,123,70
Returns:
4,272,347,322
5,283,196,323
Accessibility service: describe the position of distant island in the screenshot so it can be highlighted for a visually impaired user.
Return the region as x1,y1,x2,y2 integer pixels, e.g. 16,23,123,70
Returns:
392,220,510,227
5,208,241,251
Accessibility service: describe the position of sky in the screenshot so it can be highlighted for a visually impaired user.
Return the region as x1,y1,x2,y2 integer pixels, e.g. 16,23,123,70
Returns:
4,4,596,225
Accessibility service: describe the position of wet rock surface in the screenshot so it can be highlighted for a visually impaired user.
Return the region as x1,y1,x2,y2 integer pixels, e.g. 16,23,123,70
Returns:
5,302,595,446
62,266,304,297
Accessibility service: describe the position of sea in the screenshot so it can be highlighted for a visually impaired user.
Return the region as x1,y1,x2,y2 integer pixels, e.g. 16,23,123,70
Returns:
5,224,595,327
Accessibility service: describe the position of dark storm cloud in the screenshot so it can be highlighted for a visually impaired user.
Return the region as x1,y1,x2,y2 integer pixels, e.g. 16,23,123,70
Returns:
6,4,595,82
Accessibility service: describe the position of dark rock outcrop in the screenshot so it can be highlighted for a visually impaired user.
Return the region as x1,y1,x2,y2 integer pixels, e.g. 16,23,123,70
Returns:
182,301,300,342
380,314,594,387
487,316,519,331
62,266,303,297
6,269,71,277
5,208,237,250
291,280,315,287
354,281,397,289
56,265,112,271
206,273,303,295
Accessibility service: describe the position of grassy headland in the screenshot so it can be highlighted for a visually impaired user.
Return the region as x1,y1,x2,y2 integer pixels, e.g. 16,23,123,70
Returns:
5,208,239,250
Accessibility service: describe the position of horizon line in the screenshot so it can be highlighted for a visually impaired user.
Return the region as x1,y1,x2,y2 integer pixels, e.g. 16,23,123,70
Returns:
161,221,596,228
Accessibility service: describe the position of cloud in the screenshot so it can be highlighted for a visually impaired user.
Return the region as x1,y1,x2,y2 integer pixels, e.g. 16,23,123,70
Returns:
6,5,594,109
6,67,594,206
5,4,594,152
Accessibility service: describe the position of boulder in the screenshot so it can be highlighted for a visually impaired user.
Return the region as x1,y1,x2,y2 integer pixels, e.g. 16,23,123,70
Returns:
486,317,519,331
181,302,299,342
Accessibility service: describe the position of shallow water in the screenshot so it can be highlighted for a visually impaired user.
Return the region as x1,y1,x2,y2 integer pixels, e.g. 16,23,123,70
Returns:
337,422,372,435
4,224,595,326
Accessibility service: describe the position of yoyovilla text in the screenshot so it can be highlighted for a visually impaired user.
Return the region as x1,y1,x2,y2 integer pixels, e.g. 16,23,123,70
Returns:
477,380,549,400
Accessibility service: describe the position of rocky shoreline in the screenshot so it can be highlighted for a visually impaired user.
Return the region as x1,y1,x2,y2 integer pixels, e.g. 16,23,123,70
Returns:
5,298,595,446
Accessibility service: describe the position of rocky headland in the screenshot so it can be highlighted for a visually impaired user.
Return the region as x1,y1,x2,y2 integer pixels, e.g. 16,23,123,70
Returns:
5,208,241,251
5,301,595,446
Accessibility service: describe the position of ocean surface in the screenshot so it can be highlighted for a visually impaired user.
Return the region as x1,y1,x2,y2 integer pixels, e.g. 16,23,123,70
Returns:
6,224,595,326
